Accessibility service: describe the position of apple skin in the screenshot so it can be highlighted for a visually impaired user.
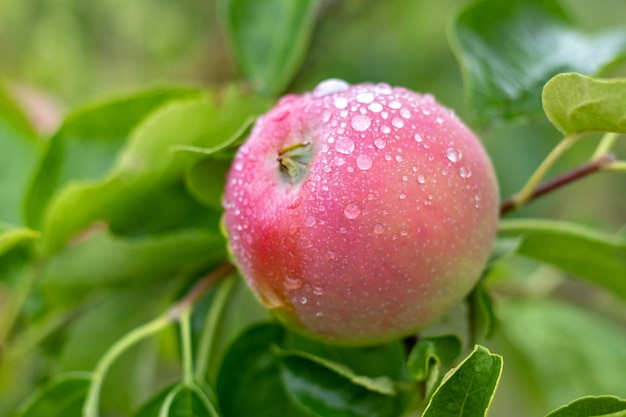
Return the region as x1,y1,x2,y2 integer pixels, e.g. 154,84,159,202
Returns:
223,80,499,345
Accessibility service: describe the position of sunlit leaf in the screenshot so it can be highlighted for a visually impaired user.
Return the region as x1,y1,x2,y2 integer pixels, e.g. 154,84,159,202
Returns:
13,372,91,417
422,345,502,417
220,0,317,97
406,335,461,395
543,72,626,135
545,395,626,417
499,218,626,299
450,0,626,126
0,222,39,257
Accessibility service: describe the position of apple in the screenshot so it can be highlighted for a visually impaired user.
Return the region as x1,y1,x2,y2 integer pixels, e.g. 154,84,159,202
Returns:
223,79,499,345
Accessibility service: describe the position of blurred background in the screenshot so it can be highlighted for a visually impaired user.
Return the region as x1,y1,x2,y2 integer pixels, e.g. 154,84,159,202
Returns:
1,1,625,416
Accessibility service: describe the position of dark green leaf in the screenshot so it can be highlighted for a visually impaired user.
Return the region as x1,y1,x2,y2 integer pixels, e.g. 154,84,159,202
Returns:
184,158,232,212
467,283,497,342
279,333,412,417
216,323,309,417
423,345,502,417
25,88,199,230
132,383,178,417
406,335,462,392
221,0,317,97
450,0,626,126
499,300,626,411
0,85,41,226
161,384,221,417
543,72,626,135
13,372,91,417
546,396,626,417
499,219,626,299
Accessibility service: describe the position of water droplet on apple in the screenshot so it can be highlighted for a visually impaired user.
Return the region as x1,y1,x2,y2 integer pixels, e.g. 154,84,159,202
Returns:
334,97,348,109
392,117,404,128
326,251,336,260
399,193,407,200
417,175,426,184
374,138,386,149
368,102,383,112
389,100,402,109
459,166,472,178
356,154,373,170
344,203,361,219
305,216,316,227
400,108,411,119
414,133,423,142
351,115,371,132
300,296,308,304
312,286,324,296
446,148,461,163
313,79,349,97
356,92,374,103
380,125,391,134
284,276,303,290
436,117,444,124
373,223,385,234
335,137,355,154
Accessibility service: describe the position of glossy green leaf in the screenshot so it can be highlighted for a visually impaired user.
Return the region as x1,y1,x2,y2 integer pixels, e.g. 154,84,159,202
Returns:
406,335,461,389
499,219,626,299
546,396,626,417
450,0,626,126
0,222,39,257
216,323,309,417
422,345,502,417
279,333,412,417
13,372,91,417
159,383,221,417
543,72,626,135
274,346,396,395
24,88,199,230
221,0,317,97
0,85,41,226
38,88,266,254
499,300,626,410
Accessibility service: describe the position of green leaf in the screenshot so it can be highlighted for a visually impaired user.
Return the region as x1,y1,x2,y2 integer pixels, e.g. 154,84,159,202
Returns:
546,396,626,417
467,283,497,342
13,372,91,417
25,88,199,230
273,346,396,395
40,227,225,305
38,87,266,254
216,323,309,417
221,0,317,97
422,345,502,417
0,223,39,257
450,0,626,126
159,383,221,417
543,72,626,135
278,333,412,417
132,383,178,417
406,335,462,395
0,85,41,226
499,219,626,299
498,300,626,411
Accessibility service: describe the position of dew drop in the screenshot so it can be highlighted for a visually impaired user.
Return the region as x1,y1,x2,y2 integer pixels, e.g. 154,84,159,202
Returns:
400,108,411,119
305,216,316,227
326,251,336,260
373,223,385,234
300,296,308,304
284,277,303,290
356,92,374,103
374,138,386,149
459,166,472,178
436,117,444,124
334,156,345,166
402,175,408,182
380,125,391,134
312,286,324,296
367,193,375,200
356,154,373,170
391,117,405,128
389,100,402,109
417,175,426,184
344,203,361,219
400,230,408,237
399,193,407,200
335,137,355,154
313,79,349,97
368,102,383,112
289,225,299,235
375,83,392,94
339,226,347,234
351,115,372,132
333,96,348,109
395,155,403,162
446,148,461,163
414,133,423,142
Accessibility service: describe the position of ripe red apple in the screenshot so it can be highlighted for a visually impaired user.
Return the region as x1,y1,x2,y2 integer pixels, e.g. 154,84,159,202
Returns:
223,80,499,345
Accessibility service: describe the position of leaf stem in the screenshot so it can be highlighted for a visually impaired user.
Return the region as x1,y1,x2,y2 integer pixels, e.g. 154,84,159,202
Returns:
592,132,619,160
507,135,579,211
501,153,616,215
605,160,626,172
83,262,235,417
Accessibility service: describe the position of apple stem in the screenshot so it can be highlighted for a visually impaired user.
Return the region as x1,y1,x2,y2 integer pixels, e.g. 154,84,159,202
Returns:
500,153,616,215
277,142,312,183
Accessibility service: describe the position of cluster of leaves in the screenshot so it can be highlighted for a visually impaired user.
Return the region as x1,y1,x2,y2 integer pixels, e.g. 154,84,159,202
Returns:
1,0,626,416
